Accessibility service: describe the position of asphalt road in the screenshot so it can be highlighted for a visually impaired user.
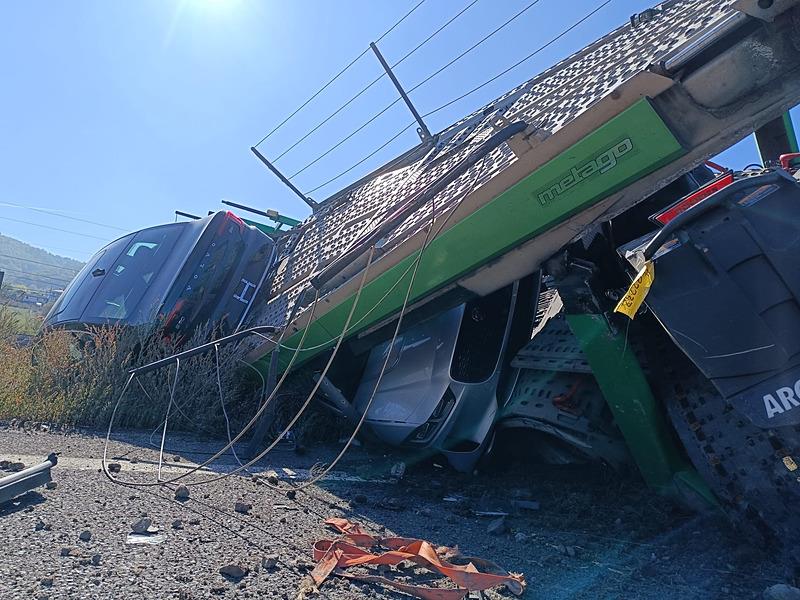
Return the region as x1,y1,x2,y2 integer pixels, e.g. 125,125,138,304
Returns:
0,425,794,599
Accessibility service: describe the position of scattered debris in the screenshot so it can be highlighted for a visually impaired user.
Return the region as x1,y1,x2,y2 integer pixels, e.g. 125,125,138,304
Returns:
91,554,102,566
309,518,525,598
377,497,403,511
174,485,190,501
262,555,279,570
126,533,165,545
219,564,248,580
173,455,181,462
40,577,53,587
78,530,91,542
44,481,57,490
285,490,296,500
9,462,25,472
764,584,800,600
487,516,507,536
512,500,540,512
107,463,121,474
514,532,528,543
59,547,80,558
34,519,49,531
130,518,156,535
475,511,509,518
172,519,184,530
389,461,406,482
264,470,279,486
188,518,201,526
234,501,252,514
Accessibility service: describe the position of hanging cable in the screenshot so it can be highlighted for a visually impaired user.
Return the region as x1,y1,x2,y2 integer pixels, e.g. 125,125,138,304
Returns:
422,0,612,119
102,289,322,487
253,0,426,148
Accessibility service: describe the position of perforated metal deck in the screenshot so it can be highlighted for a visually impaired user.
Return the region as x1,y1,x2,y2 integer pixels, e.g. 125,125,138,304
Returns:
252,0,736,330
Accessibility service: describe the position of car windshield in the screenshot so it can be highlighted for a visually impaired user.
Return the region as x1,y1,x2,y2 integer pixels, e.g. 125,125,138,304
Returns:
82,224,185,322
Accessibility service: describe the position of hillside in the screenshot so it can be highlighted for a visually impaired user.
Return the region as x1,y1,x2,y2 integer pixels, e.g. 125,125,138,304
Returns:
0,234,84,293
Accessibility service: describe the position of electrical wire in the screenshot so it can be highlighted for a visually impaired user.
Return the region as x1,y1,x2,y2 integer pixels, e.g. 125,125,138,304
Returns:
407,0,543,95
0,253,81,273
0,265,73,286
253,0,426,148
293,0,549,194
0,216,111,242
0,201,128,232
301,0,610,197
423,0,612,119
272,0,480,164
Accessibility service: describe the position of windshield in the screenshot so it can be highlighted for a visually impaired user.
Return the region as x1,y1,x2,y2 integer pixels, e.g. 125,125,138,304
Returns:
82,224,185,321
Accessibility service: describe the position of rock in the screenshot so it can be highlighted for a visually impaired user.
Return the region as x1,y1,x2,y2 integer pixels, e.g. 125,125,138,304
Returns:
40,577,53,587
389,461,406,481
60,547,80,557
219,564,248,580
78,530,91,542
188,518,201,526
91,554,102,566
35,519,48,531
379,497,403,511
9,462,25,472
234,501,252,514
131,518,152,535
0,460,8,469
764,584,800,600
264,470,279,486
285,490,296,500
45,481,57,490
107,463,121,474
514,532,528,542
173,455,181,462
512,500,540,511
174,485,190,500
261,555,279,570
293,558,312,571
172,519,184,530
487,516,507,536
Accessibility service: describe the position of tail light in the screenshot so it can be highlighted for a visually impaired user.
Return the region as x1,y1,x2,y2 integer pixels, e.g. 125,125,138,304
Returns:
218,211,246,234
779,152,800,170
651,171,734,226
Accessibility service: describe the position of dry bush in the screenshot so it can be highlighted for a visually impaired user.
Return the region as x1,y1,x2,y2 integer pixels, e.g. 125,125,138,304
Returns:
0,306,266,434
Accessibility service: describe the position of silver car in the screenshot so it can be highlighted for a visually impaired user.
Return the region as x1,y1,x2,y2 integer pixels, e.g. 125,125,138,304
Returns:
350,282,521,472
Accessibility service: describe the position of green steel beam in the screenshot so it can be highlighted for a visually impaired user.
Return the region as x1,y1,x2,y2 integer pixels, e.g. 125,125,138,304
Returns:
565,313,716,506
257,99,686,373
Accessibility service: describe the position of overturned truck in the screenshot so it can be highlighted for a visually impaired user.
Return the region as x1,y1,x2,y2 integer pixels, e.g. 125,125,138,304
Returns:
47,0,800,544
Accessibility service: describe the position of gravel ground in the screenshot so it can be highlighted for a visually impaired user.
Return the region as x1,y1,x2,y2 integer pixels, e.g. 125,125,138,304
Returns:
0,425,795,600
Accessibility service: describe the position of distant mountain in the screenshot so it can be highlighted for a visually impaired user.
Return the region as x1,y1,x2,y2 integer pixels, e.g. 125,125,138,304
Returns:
0,234,84,292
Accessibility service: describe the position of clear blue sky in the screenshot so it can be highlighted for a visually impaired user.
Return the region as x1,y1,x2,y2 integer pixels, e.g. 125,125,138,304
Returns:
0,0,779,262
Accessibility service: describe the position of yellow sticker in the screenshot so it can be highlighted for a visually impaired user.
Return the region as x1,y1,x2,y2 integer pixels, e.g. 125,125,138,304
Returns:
614,261,655,319
783,456,798,472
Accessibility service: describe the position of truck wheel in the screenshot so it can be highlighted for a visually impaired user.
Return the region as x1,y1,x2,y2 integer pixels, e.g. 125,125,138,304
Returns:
649,334,800,547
